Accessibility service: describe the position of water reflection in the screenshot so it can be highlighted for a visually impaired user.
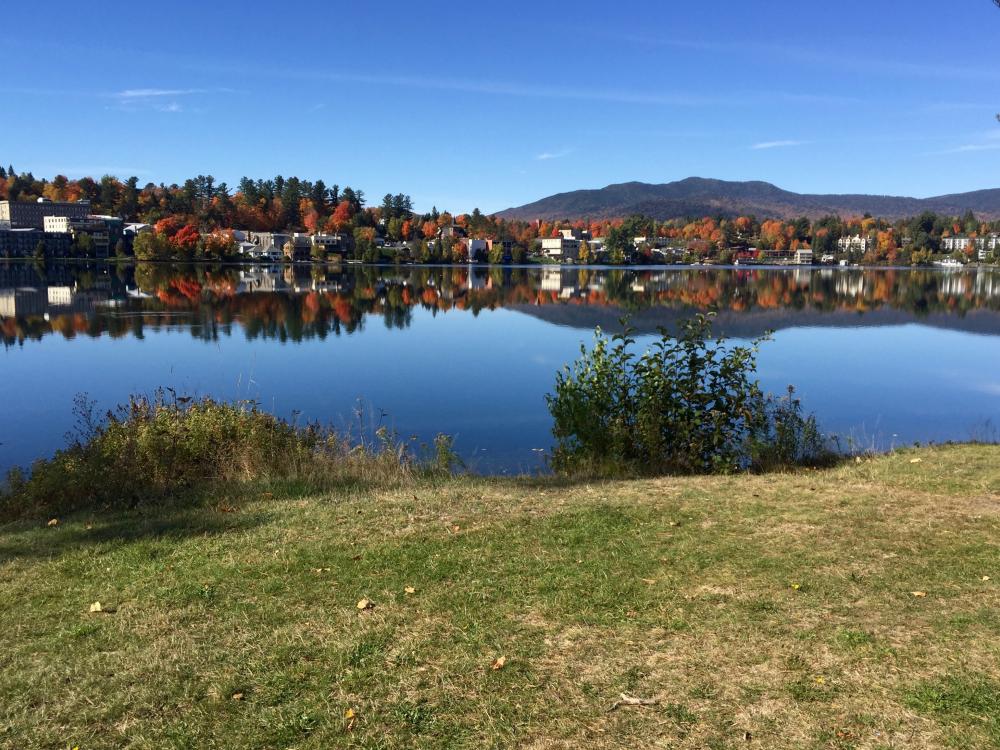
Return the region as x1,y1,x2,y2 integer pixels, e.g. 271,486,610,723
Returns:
3,262,1000,347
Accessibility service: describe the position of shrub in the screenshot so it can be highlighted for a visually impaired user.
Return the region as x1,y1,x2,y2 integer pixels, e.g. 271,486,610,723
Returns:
546,313,836,476
1,391,443,521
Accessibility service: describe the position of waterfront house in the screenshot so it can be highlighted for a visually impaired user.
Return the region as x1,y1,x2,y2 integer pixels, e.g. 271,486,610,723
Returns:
540,236,581,262
794,248,814,265
837,235,871,254
941,236,972,254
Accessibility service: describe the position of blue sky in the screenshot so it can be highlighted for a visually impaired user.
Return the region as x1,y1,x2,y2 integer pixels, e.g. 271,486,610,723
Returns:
4,0,1000,213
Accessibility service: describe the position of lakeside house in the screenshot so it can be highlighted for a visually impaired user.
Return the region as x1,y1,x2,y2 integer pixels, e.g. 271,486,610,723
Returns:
540,235,581,262
837,235,872,254
941,236,972,253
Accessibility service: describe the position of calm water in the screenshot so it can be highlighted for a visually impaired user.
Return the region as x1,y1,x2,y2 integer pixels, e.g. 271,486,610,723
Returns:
2,261,1000,474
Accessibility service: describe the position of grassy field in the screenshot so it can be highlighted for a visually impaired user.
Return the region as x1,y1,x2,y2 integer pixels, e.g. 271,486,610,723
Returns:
1,445,999,749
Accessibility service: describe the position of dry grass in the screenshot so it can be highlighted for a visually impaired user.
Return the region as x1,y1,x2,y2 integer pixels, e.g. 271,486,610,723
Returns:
1,445,998,748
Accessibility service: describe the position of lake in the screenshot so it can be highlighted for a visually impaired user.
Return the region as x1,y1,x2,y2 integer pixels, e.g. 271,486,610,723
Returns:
2,261,1000,475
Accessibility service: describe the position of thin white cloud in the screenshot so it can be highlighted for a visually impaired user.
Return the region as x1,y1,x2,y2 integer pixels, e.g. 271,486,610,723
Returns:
157,101,183,113
116,87,208,98
751,140,808,150
929,130,1000,155
114,87,235,99
535,148,573,161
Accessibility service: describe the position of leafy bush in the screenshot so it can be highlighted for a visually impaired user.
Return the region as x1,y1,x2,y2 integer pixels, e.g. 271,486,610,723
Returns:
546,314,836,476
1,391,447,521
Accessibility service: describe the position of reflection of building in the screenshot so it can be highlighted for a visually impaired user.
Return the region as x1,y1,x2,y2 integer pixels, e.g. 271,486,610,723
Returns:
974,270,1000,299
0,287,47,317
835,272,867,297
0,199,91,229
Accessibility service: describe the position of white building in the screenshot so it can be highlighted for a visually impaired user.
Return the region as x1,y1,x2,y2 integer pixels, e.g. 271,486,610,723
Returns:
837,235,871,254
540,237,580,262
975,234,999,260
941,236,972,253
794,248,814,265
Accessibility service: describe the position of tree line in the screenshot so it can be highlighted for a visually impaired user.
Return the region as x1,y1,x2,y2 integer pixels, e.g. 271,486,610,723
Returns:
2,167,999,264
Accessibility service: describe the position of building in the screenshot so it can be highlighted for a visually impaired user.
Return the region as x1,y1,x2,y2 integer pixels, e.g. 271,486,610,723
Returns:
42,216,111,257
485,238,514,262
837,235,871,254
466,239,488,261
975,234,999,260
941,236,972,254
284,234,314,261
249,231,291,252
539,237,580,262
311,233,348,251
0,199,91,229
794,248,814,265
0,228,74,258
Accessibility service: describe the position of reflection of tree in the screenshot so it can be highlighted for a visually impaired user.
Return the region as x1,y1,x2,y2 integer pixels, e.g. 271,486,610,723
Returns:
4,262,1000,347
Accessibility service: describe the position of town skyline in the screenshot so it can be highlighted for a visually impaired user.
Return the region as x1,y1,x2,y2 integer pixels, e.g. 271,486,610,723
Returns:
6,0,1000,213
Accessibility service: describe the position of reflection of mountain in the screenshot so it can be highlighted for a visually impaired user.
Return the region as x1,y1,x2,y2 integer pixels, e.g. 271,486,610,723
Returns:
510,303,1000,338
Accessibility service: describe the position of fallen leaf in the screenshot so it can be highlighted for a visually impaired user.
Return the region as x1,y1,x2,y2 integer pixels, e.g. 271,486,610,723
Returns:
911,591,927,598
356,598,373,611
345,706,356,731
231,692,244,701
491,656,506,670
982,576,991,582
345,708,355,719
790,583,801,590
910,458,922,464
641,578,657,585
47,518,59,527
404,586,416,595
89,601,103,613
668,521,681,527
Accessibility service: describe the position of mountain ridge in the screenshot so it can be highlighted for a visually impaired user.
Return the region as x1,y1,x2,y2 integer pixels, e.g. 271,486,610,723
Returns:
495,177,1000,221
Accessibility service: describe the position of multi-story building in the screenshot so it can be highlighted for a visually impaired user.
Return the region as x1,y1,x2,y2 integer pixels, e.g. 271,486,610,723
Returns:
0,199,91,229
466,239,488,261
837,235,871,254
941,236,972,253
249,232,291,253
539,237,580,262
0,228,74,258
975,234,1000,260
42,216,111,257
794,248,814,265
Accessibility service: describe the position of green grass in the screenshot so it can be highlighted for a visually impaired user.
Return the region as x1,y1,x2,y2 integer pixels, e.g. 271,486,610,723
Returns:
1,444,999,748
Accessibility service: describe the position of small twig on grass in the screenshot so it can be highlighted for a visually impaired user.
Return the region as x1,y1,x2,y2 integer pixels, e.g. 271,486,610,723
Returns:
608,693,660,712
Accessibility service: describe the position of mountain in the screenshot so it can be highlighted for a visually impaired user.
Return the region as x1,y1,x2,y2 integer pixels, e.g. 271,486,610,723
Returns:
495,177,1000,221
